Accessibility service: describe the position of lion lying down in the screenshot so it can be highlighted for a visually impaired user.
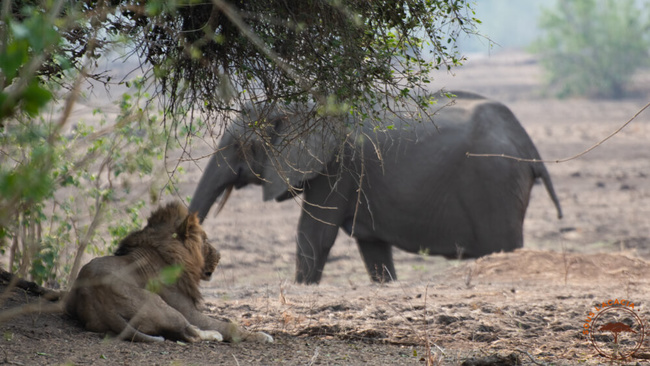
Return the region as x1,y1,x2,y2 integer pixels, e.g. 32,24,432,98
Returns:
64,201,273,343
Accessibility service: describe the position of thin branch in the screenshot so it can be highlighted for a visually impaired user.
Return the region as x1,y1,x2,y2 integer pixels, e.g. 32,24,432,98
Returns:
211,0,323,104
0,301,63,325
66,159,108,285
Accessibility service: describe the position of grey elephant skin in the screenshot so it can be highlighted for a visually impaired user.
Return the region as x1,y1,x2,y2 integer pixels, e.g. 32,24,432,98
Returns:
189,92,562,284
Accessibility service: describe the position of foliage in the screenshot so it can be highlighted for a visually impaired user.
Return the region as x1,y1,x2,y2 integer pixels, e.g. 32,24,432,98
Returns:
531,0,650,98
146,264,183,294
0,4,176,286
17,0,477,124
0,77,172,286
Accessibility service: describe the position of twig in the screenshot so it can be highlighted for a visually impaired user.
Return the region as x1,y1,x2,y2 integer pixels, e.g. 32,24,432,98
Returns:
422,284,446,366
350,139,365,236
467,100,650,163
212,0,323,105
307,346,320,366
66,186,106,285
515,348,548,366
0,301,63,325
3,350,25,366
561,241,571,285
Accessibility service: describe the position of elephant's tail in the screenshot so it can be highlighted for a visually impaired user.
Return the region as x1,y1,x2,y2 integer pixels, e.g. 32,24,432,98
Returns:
535,164,563,219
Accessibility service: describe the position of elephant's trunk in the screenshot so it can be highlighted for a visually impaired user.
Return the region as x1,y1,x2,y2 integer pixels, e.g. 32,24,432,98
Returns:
188,154,238,222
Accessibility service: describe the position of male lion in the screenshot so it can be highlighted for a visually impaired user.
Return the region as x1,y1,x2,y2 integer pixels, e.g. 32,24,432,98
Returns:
64,201,273,343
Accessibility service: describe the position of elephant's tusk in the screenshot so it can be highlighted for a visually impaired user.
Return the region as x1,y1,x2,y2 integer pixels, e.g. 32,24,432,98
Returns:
213,185,234,217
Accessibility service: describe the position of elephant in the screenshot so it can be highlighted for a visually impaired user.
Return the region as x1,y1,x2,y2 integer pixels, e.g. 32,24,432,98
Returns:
189,91,562,284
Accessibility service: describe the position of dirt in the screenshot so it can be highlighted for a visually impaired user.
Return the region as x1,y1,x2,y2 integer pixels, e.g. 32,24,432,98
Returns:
2,50,650,365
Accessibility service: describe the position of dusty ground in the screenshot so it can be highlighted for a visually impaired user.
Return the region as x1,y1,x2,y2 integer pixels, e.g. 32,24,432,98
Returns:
2,50,650,365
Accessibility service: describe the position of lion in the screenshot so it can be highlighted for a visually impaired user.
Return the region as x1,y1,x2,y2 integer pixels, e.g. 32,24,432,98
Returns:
64,201,273,343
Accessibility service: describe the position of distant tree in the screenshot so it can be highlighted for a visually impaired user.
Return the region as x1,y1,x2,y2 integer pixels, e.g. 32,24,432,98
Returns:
531,0,650,98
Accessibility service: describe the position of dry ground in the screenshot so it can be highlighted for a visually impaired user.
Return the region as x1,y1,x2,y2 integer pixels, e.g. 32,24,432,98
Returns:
2,50,650,365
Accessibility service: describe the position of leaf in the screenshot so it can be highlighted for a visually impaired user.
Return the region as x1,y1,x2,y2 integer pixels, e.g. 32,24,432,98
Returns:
22,82,53,116
160,264,183,285
0,39,28,83
3,332,13,341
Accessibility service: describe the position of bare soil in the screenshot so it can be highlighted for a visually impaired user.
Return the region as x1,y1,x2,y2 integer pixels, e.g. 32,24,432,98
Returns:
2,51,650,365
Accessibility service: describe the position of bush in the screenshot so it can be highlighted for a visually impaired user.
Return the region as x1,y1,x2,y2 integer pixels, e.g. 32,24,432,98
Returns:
0,5,180,287
531,0,650,98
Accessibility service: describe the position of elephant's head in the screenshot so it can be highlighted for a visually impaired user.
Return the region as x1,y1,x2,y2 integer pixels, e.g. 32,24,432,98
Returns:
189,105,343,221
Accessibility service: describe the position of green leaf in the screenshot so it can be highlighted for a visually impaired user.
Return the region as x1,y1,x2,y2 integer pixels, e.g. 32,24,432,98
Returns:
160,264,183,285
22,82,53,116
0,40,28,83
3,332,13,341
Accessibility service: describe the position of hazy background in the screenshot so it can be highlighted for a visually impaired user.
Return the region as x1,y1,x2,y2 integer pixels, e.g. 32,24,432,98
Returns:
458,0,553,54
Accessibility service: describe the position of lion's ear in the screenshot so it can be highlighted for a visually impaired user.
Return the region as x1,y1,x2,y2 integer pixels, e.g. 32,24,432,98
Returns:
176,213,201,240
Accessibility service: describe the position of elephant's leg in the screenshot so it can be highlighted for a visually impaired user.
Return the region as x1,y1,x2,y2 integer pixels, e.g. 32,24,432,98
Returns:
294,175,352,284
356,240,396,283
295,220,339,284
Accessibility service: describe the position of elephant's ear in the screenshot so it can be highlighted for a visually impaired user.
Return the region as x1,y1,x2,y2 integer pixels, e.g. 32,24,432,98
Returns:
261,113,342,201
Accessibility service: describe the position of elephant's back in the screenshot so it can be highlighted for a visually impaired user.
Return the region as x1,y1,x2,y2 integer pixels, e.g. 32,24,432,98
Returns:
346,99,536,257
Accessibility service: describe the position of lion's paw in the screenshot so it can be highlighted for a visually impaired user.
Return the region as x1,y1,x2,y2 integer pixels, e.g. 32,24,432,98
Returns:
197,329,224,342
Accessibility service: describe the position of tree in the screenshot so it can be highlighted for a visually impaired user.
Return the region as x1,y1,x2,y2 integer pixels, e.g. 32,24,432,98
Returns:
17,0,478,121
0,0,478,285
532,0,650,98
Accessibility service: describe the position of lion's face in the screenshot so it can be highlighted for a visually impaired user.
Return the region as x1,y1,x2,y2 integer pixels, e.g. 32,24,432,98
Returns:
202,240,220,281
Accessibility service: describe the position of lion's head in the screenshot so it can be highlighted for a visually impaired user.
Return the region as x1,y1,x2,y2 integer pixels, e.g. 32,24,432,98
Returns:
113,201,217,304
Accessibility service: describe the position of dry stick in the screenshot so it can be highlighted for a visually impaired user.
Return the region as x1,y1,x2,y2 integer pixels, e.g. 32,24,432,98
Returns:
307,347,320,366
66,183,106,285
422,284,446,366
8,212,18,272
514,348,548,366
467,100,650,163
231,354,241,366
350,143,365,236
0,301,63,325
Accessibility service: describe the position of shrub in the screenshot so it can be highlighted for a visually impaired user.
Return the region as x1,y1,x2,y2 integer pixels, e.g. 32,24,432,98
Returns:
531,0,650,98
0,6,180,287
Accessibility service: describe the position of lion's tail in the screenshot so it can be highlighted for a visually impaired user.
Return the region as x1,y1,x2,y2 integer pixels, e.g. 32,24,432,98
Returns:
110,314,165,342
117,324,165,342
